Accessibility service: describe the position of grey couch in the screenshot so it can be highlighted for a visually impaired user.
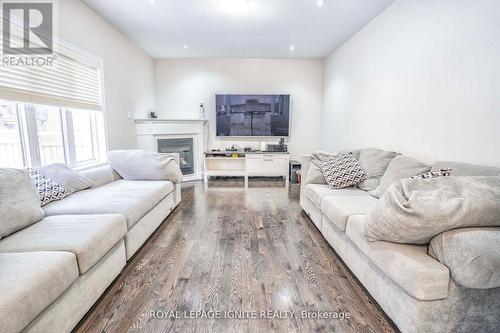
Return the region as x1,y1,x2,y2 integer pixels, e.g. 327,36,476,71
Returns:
300,154,500,333
0,159,181,333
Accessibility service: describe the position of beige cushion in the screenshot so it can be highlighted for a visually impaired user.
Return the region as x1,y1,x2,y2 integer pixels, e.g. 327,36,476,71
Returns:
370,155,431,198
108,150,183,183
320,195,378,231
79,164,121,188
346,215,450,301
429,227,500,289
305,151,333,185
0,252,78,333
43,180,174,229
0,214,127,274
303,184,367,207
0,168,44,239
35,163,94,194
364,176,500,244
357,148,399,191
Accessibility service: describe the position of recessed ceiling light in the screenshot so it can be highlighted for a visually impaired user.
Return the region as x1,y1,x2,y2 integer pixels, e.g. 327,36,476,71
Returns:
317,0,326,7
149,0,155,3
290,45,295,52
183,45,188,49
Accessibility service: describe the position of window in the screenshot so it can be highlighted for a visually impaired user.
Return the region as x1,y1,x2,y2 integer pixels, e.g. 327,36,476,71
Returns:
0,21,105,168
31,104,66,165
0,99,107,168
0,101,24,168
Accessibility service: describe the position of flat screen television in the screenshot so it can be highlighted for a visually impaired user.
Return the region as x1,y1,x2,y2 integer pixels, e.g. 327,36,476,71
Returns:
216,94,290,137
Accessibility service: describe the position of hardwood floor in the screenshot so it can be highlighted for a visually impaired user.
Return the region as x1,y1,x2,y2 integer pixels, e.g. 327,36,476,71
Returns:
74,179,397,333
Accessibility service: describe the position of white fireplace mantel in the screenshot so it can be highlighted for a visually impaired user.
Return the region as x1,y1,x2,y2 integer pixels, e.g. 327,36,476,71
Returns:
135,119,208,181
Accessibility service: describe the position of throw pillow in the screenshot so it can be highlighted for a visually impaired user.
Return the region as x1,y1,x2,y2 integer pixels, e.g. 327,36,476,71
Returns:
108,150,183,183
409,168,452,180
369,155,431,198
35,163,94,194
363,176,500,244
29,170,70,206
0,169,45,239
357,148,399,191
306,149,361,185
320,152,367,189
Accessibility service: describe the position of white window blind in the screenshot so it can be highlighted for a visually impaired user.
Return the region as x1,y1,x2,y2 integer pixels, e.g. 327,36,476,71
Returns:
0,21,103,111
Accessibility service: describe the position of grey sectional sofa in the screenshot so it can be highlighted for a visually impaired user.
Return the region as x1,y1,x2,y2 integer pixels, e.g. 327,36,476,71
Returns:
300,154,500,333
0,159,181,333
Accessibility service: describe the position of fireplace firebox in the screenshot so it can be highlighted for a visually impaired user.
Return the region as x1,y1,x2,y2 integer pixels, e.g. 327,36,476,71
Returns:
157,138,194,175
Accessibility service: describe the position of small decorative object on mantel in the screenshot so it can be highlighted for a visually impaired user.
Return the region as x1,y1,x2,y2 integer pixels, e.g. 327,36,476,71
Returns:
148,111,157,119
199,103,206,119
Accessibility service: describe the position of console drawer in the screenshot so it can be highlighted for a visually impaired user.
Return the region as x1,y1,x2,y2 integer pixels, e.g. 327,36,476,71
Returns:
246,157,289,175
246,154,289,160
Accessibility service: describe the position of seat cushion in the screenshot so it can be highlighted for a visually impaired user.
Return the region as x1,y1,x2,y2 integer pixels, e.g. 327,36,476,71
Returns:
43,180,174,229
0,214,127,274
320,195,378,231
0,251,78,333
345,215,450,301
303,184,368,207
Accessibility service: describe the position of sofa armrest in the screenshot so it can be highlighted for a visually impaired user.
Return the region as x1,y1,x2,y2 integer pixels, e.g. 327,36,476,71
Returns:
301,154,312,193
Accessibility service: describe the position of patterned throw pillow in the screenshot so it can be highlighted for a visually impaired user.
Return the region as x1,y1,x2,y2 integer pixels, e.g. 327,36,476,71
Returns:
321,152,368,189
409,168,452,180
29,170,69,206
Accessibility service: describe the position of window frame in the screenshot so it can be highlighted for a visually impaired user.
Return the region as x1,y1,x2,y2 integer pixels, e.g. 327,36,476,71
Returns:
0,100,107,168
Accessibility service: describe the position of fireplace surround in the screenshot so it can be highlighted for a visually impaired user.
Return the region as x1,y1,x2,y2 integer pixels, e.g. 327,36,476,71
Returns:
157,138,194,175
135,119,207,181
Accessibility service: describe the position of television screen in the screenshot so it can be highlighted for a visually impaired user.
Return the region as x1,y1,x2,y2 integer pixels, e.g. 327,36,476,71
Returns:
216,94,290,137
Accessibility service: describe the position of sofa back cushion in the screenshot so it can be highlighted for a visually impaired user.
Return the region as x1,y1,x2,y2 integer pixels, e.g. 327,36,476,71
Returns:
35,163,93,194
306,151,333,185
0,169,44,239
432,161,500,177
108,150,183,183
369,155,431,198
364,176,500,244
357,148,399,191
79,164,121,188
429,227,500,289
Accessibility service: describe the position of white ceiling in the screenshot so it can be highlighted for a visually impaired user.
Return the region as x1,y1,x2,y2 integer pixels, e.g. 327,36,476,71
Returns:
82,0,393,59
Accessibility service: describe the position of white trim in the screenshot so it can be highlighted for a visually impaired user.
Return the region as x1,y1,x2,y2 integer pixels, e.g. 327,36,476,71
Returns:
135,120,207,181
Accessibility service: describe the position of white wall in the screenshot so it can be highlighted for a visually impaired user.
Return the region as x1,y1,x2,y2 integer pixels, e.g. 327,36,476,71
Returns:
154,58,323,160
322,0,500,166
57,0,155,150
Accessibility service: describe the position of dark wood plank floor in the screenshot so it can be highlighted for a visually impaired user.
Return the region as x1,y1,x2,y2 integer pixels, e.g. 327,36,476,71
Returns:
74,179,397,333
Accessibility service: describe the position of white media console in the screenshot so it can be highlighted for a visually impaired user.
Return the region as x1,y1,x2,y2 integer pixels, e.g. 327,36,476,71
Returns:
204,151,290,187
